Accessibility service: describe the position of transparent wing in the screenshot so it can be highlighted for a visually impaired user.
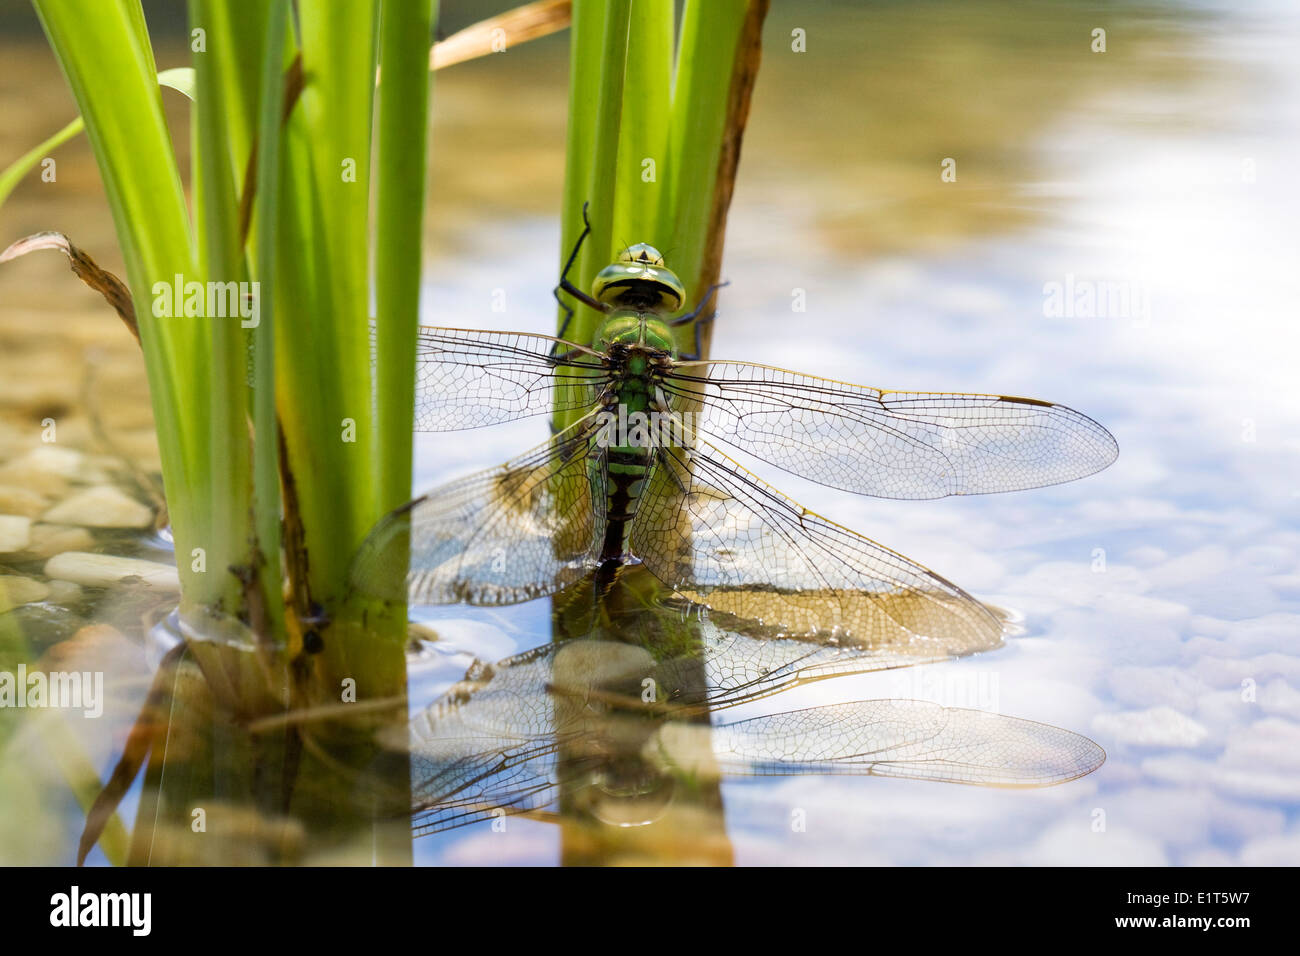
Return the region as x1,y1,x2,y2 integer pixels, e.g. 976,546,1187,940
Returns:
406,622,953,836
410,742,560,836
631,433,1005,656
408,650,564,835
687,628,950,711
408,641,671,836
416,630,950,748
350,416,606,605
413,326,608,430
679,699,1105,787
664,361,1118,498
407,636,1099,835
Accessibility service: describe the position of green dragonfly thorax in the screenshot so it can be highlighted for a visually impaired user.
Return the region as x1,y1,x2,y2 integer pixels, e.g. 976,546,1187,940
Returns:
594,313,678,359
592,242,685,315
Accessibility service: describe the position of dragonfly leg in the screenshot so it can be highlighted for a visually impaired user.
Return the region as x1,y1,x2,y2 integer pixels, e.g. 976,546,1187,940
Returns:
557,279,606,320
677,313,716,362
552,202,609,348
552,289,576,344
670,280,729,327
561,201,593,284
670,281,728,359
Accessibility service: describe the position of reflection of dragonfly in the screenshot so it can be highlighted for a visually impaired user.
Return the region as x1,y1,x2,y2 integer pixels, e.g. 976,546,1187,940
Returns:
353,211,1117,650
402,570,1104,836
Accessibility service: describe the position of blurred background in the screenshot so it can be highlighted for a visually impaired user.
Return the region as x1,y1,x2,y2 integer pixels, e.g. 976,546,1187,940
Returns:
1,0,1297,865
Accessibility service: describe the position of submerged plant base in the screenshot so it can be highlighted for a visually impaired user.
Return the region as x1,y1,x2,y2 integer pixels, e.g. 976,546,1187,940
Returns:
88,606,412,866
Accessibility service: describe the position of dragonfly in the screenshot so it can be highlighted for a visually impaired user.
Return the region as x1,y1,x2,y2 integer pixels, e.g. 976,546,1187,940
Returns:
401,568,1105,836
352,208,1118,653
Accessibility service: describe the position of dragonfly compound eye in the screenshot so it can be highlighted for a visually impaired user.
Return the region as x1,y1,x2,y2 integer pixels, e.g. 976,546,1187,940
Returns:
618,242,665,267
593,245,686,313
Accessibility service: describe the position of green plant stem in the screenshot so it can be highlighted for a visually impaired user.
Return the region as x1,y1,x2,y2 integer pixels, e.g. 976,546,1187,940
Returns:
612,0,673,249
32,0,206,604
250,0,290,639
275,0,379,605
192,0,255,617
660,0,748,305
375,0,437,518
574,0,631,339
0,117,82,207
556,0,606,357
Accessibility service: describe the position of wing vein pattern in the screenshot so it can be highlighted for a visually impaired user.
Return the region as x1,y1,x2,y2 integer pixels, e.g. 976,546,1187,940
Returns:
664,361,1118,498
352,416,606,605
414,327,607,430
630,428,1005,656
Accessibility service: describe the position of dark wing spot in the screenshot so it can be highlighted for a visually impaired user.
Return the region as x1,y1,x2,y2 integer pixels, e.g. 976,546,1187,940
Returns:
998,395,1054,408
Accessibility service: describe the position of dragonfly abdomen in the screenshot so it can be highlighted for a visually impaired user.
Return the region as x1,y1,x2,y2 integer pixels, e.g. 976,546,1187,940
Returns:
593,348,668,564
599,445,654,563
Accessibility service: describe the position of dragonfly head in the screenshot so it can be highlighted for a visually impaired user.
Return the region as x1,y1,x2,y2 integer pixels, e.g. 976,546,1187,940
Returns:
592,243,685,314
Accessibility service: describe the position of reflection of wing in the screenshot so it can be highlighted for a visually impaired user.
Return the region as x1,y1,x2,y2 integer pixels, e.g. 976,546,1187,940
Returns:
408,649,564,835
662,699,1106,787
413,327,607,430
408,640,1104,835
688,630,948,710
630,434,1004,656
350,417,605,604
409,641,658,836
406,622,951,836
410,742,560,835
664,361,1118,499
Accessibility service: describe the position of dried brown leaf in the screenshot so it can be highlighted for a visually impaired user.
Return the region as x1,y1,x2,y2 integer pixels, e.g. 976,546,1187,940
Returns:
0,231,138,342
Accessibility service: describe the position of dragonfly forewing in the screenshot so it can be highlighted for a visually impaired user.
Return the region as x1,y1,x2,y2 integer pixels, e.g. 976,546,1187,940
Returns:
664,361,1119,498
413,327,607,430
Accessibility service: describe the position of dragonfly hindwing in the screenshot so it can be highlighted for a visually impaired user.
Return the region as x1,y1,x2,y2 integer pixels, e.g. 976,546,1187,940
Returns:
629,426,1005,656
350,415,607,605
